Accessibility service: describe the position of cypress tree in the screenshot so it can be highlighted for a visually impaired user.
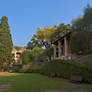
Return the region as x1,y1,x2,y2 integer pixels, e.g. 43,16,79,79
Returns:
0,16,13,71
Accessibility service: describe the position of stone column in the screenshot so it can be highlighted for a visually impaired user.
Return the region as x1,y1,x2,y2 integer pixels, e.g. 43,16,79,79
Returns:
53,45,56,59
58,40,61,59
64,37,68,57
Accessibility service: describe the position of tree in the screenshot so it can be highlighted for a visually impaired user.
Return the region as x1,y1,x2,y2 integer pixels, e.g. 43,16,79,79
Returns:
27,26,57,49
26,42,35,49
83,4,92,26
45,46,54,61
70,31,92,53
72,5,92,30
27,24,72,50
72,16,84,30
53,23,71,39
0,16,13,71
31,47,46,62
26,24,71,61
71,5,92,54
22,50,32,65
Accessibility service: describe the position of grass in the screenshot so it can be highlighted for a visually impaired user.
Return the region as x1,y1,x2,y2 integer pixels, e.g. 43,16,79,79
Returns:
0,73,92,92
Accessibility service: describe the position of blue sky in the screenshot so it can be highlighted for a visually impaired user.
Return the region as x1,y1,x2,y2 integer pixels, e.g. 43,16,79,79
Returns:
0,0,92,47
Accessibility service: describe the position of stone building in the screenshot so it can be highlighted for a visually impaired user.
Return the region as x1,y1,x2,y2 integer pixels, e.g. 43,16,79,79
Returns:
52,32,71,60
12,47,24,65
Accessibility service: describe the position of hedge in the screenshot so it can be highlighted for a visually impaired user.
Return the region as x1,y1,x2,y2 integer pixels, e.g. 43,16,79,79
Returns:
40,60,92,83
24,69,40,73
19,62,45,73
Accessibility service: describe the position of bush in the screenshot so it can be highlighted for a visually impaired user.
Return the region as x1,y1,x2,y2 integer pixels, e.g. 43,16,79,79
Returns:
19,62,45,73
19,64,30,73
25,69,40,73
12,65,22,72
84,50,92,55
40,60,92,84
25,62,45,73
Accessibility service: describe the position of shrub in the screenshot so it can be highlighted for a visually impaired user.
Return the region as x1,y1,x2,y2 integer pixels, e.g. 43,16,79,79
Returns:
84,50,92,55
19,64,30,73
40,60,92,84
26,62,45,73
12,65,22,72
25,69,40,73
20,62,45,73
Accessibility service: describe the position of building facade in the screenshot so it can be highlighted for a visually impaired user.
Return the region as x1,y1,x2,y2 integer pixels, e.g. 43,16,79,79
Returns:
53,32,71,60
12,47,24,65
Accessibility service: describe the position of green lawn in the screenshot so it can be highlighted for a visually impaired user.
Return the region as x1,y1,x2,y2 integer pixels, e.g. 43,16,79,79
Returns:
0,73,92,92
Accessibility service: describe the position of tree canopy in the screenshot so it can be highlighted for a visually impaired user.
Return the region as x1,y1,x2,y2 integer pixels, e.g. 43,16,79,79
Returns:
27,26,57,49
71,5,92,54
27,24,71,50
0,16,13,70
